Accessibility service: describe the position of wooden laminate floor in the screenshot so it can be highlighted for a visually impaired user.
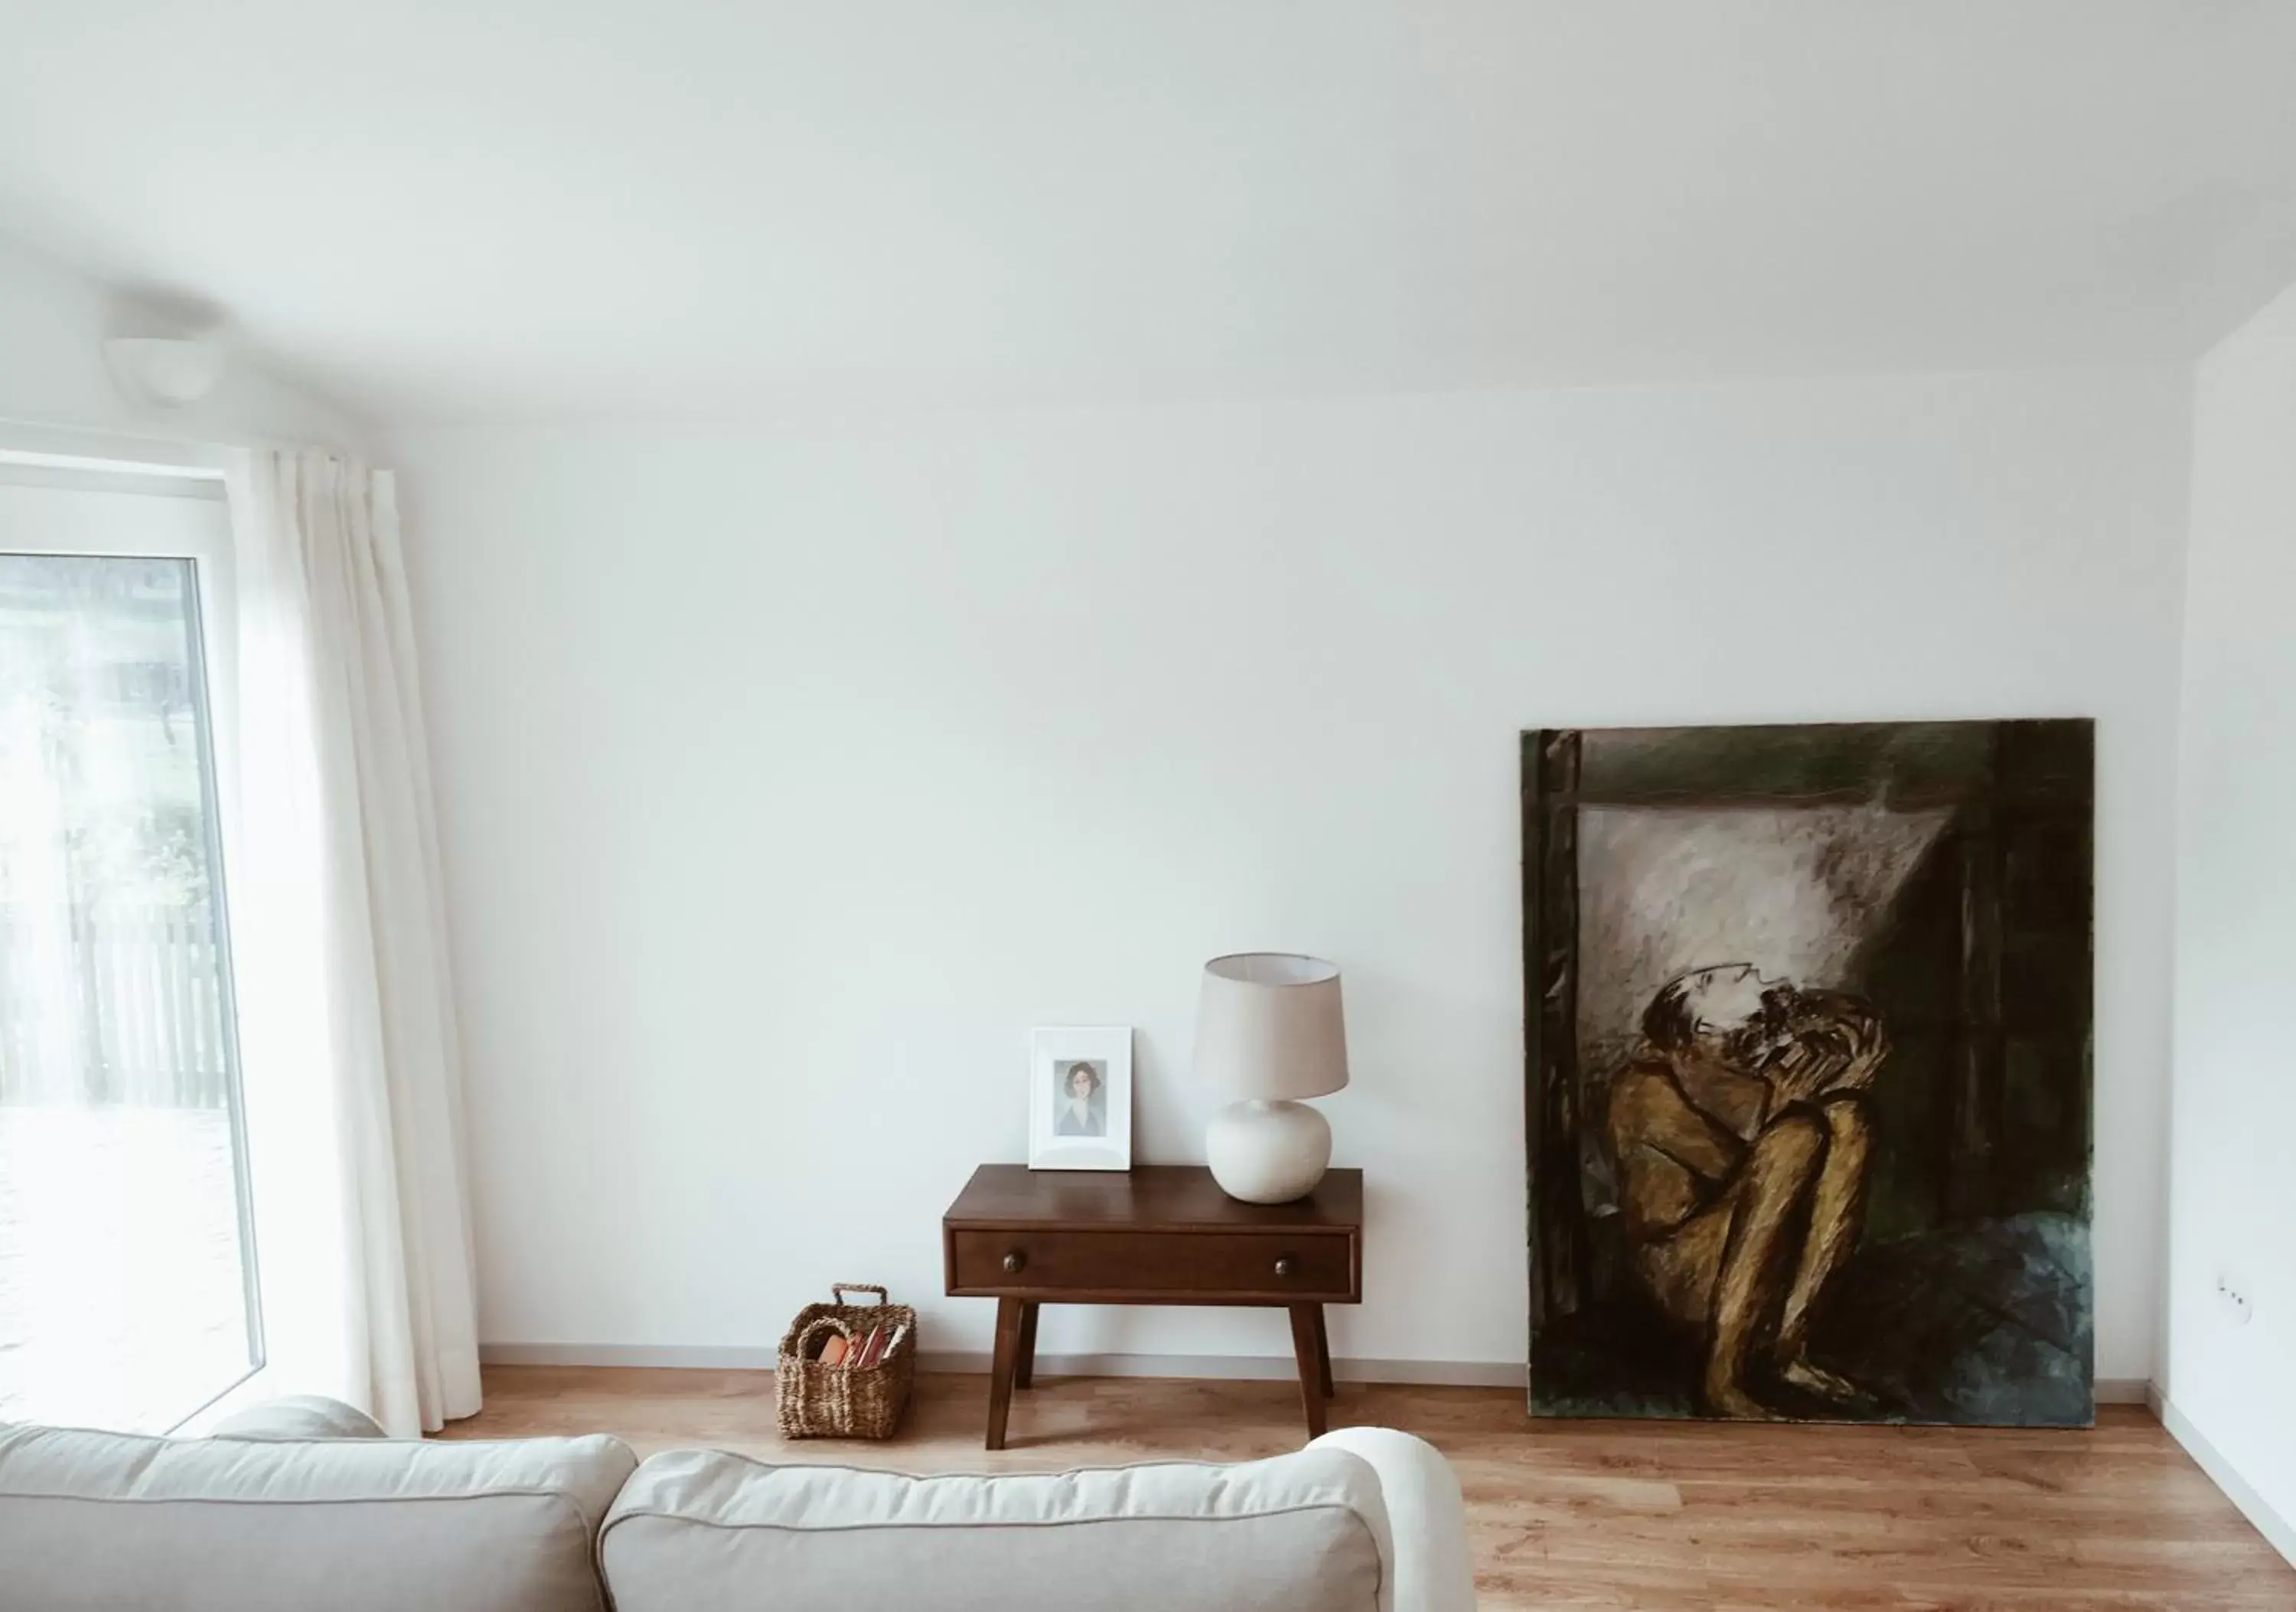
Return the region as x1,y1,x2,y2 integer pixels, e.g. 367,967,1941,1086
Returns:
447,1367,2294,1610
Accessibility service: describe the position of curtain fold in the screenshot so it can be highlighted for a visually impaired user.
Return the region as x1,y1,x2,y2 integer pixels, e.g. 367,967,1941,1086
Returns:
225,447,481,1436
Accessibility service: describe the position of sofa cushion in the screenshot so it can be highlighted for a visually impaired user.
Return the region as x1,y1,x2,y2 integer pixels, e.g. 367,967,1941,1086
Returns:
600,1444,1393,1612
209,1394,390,1441
0,1421,635,1612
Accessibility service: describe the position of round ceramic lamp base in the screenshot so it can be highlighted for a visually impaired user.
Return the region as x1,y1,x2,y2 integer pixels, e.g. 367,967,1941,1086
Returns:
1206,1098,1332,1204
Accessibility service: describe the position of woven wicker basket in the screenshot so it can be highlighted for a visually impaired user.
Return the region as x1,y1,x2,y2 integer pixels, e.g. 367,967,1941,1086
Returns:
776,1283,917,1440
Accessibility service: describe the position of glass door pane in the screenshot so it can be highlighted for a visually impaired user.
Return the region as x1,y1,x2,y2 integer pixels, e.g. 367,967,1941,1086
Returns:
0,550,260,1431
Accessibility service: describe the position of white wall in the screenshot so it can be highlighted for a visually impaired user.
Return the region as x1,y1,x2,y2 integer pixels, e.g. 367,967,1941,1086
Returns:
390,366,2187,1379
2167,281,2296,1554
0,230,362,449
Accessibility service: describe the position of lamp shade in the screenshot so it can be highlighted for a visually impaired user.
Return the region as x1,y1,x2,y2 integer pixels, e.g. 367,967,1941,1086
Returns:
1192,953,1349,1099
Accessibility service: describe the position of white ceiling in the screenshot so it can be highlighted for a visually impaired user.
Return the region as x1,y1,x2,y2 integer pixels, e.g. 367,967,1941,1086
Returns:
4,1,2294,423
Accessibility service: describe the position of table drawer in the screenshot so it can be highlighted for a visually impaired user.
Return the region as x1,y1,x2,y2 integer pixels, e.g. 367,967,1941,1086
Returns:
947,1229,1355,1300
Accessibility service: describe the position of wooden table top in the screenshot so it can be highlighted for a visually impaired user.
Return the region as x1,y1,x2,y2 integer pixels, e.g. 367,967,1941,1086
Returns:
944,1164,1362,1232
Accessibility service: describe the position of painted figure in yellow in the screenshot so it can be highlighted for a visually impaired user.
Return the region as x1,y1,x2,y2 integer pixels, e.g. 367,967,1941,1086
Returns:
1605,963,1887,1418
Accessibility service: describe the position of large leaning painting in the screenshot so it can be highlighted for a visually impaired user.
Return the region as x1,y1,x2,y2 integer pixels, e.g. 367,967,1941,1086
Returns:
1524,721,2094,1424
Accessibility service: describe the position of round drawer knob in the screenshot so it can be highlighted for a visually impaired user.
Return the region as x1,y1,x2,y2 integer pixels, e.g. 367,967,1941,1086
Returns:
1003,1250,1026,1274
1274,1256,1296,1278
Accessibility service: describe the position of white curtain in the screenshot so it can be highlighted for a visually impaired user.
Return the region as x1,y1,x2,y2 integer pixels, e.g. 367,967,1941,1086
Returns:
224,447,481,1436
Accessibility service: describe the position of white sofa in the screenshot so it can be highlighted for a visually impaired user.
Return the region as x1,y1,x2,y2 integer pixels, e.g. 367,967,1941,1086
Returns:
0,1398,1476,1612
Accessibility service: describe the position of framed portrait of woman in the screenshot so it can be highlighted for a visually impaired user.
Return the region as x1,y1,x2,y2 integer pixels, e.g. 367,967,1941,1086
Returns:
1027,1026,1132,1172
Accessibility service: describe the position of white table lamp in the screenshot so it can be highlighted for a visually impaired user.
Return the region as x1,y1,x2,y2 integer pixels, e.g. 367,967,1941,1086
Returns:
1193,953,1349,1203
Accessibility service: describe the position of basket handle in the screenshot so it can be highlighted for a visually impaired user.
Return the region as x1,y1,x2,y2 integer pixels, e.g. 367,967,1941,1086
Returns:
832,1283,889,1307
791,1316,853,1362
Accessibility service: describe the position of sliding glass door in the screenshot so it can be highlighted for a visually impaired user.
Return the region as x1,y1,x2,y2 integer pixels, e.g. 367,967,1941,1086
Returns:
0,479,259,1431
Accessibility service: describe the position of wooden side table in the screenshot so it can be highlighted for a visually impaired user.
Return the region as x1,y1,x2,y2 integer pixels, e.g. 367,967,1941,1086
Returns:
942,1163,1363,1450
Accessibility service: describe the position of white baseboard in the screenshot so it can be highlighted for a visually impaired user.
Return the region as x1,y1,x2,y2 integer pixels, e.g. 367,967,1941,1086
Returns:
482,1343,783,1369
2152,1391,2296,1569
478,1343,1526,1387
915,1352,1528,1387
479,1346,2151,1404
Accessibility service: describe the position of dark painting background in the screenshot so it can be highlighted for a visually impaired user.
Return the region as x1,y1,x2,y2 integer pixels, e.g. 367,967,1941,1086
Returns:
1524,720,2095,1424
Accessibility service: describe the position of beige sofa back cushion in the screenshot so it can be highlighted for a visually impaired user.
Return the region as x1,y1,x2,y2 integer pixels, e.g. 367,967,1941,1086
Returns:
0,1422,635,1612
600,1444,1393,1612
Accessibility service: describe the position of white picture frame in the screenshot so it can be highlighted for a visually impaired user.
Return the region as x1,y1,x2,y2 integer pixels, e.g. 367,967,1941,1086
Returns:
1028,1026,1133,1172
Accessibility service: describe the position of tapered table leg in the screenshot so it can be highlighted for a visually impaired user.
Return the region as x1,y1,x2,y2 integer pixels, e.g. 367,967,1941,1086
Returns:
1288,1304,1329,1438
1313,1304,1334,1398
1015,1301,1040,1389
987,1297,1023,1450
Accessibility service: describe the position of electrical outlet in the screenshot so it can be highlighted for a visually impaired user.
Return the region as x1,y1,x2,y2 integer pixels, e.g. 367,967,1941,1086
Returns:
2216,1268,2255,1328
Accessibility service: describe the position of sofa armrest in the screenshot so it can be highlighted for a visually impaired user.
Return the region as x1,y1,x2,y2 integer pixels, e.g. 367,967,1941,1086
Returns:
1309,1427,1476,1612
207,1394,388,1441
